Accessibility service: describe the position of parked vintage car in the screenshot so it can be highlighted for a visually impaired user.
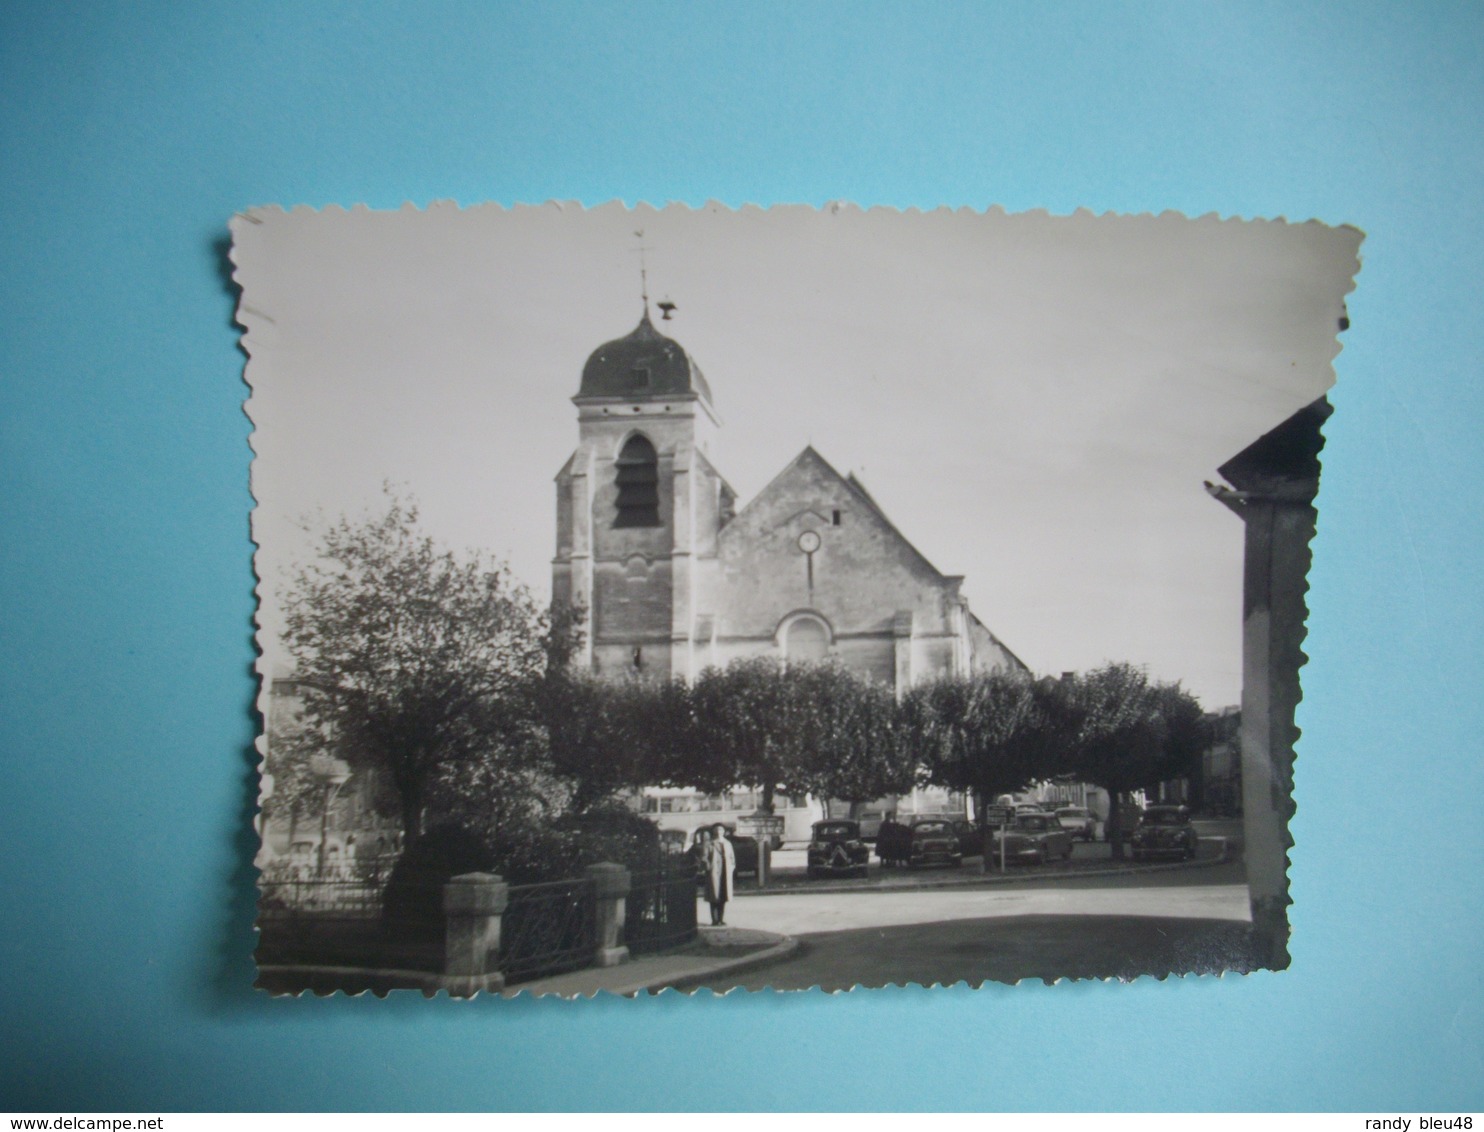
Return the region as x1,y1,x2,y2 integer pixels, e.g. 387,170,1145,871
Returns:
989,812,1075,864
1054,806,1098,841
908,818,964,869
1129,806,1198,861
688,824,761,878
951,818,984,857
806,820,872,879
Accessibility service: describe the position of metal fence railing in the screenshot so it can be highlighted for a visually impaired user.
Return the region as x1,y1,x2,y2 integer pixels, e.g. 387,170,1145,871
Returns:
624,866,698,956
257,855,400,919
499,877,598,983
255,856,443,973
258,857,698,986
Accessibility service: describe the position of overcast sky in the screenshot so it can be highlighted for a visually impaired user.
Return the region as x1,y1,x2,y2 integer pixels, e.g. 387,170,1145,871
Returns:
236,202,1361,708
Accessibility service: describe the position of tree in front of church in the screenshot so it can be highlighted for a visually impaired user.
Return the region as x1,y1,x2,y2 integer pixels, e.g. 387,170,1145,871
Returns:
685,658,916,814
279,493,557,849
1061,662,1207,859
906,670,1064,859
686,657,794,813
785,663,918,809
543,668,693,812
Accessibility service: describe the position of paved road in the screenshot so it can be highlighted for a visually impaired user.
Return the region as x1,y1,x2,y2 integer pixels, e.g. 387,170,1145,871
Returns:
725,879,1250,937
703,914,1261,991
682,856,1257,991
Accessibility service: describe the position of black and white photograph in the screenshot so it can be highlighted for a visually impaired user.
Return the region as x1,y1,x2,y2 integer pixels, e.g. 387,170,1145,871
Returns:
236,202,1362,996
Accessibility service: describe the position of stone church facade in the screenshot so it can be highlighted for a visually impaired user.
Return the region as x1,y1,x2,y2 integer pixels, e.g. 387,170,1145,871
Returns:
553,310,1022,686
552,310,1025,836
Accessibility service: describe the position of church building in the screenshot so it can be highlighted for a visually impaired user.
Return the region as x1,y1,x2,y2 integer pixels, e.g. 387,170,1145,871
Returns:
552,308,1026,835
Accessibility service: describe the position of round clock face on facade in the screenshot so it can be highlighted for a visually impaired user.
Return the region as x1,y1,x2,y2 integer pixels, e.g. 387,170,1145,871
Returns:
797,530,821,554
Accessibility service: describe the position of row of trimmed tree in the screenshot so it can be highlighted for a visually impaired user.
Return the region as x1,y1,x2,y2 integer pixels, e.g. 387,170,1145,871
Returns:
265,499,1208,868
546,657,1206,856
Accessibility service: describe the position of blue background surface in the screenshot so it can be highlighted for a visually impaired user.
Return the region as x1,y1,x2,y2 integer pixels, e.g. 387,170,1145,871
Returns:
2,0,1481,1112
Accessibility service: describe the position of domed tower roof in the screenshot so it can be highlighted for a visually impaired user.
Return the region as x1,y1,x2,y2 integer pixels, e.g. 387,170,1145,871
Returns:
575,311,713,407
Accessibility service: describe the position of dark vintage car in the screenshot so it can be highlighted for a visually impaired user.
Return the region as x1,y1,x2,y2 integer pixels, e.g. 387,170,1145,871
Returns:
1129,806,1198,861
989,812,1074,865
806,820,871,879
908,818,964,869
688,825,760,878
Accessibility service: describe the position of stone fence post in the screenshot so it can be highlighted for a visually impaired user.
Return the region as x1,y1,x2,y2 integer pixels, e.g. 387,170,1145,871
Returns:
442,871,508,996
585,862,631,968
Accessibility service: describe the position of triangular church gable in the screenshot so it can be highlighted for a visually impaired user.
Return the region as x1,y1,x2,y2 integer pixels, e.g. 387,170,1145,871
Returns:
725,446,948,574
840,468,951,582
714,446,960,644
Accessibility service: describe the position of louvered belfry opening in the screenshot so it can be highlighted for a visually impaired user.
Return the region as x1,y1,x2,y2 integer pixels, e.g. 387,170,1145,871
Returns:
614,434,661,527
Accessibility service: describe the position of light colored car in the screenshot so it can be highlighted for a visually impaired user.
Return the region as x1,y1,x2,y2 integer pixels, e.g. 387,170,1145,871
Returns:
990,813,1074,864
1054,806,1098,841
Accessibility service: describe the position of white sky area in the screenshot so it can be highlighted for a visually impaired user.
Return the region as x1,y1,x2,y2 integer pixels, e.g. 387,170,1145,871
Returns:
237,202,1360,709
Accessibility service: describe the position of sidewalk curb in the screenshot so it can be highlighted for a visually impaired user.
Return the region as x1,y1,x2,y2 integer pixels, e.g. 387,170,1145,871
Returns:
643,935,802,994
510,934,803,997
738,839,1233,898
259,935,804,998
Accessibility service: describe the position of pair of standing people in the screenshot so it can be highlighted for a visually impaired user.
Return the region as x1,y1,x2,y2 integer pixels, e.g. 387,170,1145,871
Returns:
697,823,736,926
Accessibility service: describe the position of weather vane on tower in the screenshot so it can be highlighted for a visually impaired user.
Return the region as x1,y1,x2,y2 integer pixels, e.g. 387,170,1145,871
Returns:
633,228,677,320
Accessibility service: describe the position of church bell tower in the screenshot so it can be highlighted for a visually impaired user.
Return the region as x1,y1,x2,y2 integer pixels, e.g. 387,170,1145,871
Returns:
552,309,729,680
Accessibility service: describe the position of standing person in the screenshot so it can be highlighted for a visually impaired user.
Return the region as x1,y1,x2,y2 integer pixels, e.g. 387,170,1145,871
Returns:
703,822,736,926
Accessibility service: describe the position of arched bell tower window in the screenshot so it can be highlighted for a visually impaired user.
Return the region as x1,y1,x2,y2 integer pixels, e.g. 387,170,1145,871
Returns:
614,434,660,528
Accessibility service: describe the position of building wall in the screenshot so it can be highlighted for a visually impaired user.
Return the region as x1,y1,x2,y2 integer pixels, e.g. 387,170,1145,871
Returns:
708,448,976,687
715,450,950,640
553,395,720,677
259,677,400,864
965,613,1023,675
592,640,673,678
593,556,674,642
555,401,1022,690
1199,706,1242,815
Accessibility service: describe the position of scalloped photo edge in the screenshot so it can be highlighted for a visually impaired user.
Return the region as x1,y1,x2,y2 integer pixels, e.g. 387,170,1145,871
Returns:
232,201,1362,997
